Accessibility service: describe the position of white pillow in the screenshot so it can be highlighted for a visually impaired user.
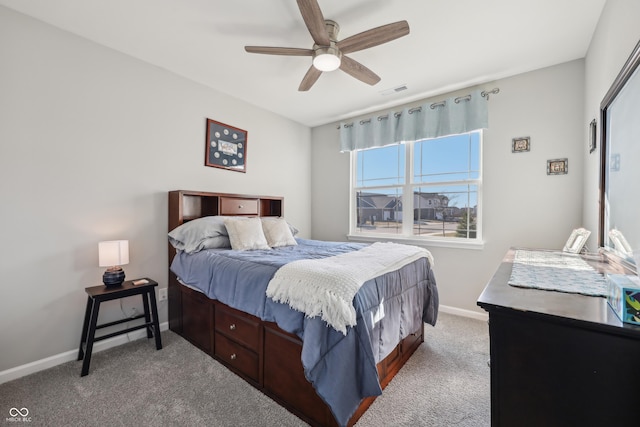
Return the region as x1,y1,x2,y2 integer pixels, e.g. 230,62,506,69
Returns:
261,218,298,248
224,217,270,251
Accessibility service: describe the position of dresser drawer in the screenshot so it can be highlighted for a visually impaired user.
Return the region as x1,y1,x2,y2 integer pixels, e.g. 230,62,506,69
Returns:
215,306,260,352
214,332,259,382
220,197,259,215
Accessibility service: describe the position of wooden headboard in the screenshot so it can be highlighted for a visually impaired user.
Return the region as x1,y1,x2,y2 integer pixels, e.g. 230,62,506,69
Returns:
167,190,283,331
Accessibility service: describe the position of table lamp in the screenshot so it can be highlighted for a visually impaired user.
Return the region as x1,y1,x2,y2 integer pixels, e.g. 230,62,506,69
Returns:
99,240,129,287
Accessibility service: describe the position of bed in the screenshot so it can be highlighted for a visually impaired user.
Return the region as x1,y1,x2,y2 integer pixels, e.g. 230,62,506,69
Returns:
167,190,438,426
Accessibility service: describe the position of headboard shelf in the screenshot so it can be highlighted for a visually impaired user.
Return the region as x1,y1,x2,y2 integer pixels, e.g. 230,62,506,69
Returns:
169,190,283,230
260,198,283,217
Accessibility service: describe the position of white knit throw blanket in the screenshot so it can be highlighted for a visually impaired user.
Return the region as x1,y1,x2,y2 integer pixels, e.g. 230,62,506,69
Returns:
266,242,434,335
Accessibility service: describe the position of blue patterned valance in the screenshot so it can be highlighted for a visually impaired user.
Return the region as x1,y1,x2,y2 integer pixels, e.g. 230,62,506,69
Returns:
339,89,488,152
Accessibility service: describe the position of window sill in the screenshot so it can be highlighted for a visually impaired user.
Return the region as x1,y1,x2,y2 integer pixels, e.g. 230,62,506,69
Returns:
346,234,485,250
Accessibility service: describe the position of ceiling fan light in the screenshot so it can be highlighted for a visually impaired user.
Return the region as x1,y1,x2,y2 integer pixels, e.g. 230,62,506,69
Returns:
313,47,341,72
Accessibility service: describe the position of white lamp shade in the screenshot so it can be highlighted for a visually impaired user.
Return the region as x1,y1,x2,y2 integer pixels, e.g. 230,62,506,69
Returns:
98,240,129,267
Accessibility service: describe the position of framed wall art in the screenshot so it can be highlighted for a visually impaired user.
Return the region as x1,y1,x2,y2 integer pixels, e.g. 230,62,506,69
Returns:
512,136,530,153
205,119,247,173
547,158,568,175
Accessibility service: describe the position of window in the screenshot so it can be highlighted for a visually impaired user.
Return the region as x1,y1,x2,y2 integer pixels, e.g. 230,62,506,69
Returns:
352,131,482,244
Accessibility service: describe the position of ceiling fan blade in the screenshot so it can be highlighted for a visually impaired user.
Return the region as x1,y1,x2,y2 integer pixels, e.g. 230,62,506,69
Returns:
245,46,314,56
298,65,322,91
340,55,381,86
296,0,331,46
337,21,410,54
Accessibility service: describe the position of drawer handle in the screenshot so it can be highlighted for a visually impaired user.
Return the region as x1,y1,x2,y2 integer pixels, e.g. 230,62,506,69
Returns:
238,205,243,209
229,323,236,331
230,353,237,360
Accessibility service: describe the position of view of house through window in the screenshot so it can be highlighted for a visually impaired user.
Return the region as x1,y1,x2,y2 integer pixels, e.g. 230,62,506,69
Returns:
353,131,481,241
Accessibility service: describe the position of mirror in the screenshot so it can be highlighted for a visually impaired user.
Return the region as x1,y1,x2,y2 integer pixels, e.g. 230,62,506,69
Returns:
599,38,640,271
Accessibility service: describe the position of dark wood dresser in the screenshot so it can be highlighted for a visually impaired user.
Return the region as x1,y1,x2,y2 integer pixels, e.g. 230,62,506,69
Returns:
477,249,640,427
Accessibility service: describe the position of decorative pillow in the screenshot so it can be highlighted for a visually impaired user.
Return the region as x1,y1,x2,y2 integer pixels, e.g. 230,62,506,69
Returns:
168,216,228,253
261,218,297,248
224,217,271,251
262,217,299,237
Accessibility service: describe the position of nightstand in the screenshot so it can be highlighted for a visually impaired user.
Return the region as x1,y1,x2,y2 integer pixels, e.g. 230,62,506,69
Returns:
77,278,162,376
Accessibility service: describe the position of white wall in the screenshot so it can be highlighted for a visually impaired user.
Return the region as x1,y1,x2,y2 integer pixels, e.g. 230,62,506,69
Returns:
311,59,586,314
582,0,640,245
311,0,640,316
0,7,310,373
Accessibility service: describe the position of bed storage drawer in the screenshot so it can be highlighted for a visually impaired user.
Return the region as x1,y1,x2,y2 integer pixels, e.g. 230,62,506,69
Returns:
220,197,259,215
401,326,423,355
214,332,259,382
180,287,213,355
214,304,260,352
263,324,333,426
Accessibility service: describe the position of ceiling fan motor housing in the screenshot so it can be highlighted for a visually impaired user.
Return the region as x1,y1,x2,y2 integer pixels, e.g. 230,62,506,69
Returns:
312,20,341,71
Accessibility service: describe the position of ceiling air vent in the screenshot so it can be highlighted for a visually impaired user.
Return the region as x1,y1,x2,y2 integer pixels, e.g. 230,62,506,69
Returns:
379,84,408,96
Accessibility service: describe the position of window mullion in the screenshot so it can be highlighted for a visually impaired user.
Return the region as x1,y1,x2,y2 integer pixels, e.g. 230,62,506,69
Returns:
350,151,357,235
402,141,413,235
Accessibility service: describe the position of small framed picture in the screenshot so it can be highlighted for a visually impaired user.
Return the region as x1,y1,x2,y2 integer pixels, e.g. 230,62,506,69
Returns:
563,228,591,254
589,119,597,154
547,158,568,175
512,136,530,153
205,119,247,173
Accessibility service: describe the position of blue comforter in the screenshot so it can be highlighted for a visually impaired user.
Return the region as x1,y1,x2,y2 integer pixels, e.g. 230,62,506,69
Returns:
170,238,438,426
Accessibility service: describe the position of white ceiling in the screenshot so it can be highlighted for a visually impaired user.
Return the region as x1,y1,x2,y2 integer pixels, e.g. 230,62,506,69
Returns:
1,0,606,127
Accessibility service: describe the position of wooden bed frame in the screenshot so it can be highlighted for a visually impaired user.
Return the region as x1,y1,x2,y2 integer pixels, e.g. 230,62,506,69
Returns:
167,190,424,426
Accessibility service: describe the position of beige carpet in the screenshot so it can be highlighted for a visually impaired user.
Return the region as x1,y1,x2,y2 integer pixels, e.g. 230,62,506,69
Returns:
0,312,489,426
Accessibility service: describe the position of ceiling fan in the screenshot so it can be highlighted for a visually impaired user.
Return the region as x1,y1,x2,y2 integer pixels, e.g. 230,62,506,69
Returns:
244,0,410,91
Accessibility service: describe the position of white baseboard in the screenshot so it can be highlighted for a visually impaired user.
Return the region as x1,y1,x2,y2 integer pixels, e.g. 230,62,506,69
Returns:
0,321,169,385
439,304,488,321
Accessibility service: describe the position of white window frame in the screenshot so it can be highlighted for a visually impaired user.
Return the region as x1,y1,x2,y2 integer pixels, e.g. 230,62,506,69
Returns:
347,131,484,250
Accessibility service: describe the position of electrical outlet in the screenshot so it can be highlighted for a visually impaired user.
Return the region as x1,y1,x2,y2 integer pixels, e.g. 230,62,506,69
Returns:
158,288,168,301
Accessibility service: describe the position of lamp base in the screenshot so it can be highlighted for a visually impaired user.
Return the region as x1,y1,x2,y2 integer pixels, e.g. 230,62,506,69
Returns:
103,267,125,287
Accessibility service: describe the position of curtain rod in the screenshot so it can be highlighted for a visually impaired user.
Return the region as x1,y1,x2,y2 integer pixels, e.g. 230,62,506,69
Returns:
336,87,500,129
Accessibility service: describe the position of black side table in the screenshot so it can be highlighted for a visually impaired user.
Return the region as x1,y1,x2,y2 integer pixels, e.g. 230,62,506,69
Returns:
77,278,162,376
